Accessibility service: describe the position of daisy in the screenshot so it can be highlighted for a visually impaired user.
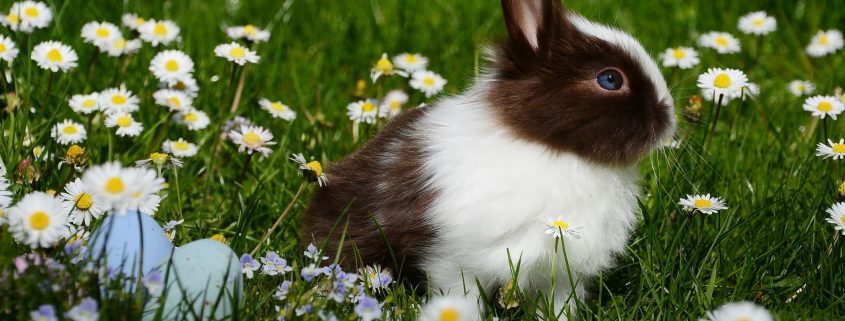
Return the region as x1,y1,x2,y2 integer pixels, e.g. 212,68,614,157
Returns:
543,216,583,240
738,11,776,36
149,50,194,85
697,68,748,98
98,87,140,114
169,74,199,97
81,162,163,215
173,108,210,130
393,53,428,73
0,35,19,62
124,166,164,216
816,139,845,160
826,202,845,236
700,301,773,321
418,295,480,321
162,138,198,157
229,125,275,158
138,19,180,47
291,153,328,186
806,29,844,57
31,41,78,72
80,21,121,46
105,113,143,137
370,53,407,82
135,152,183,169
788,80,815,97
99,37,142,57
803,95,844,119
226,24,270,42
678,194,727,214
410,70,447,97
214,42,260,65
68,93,100,114
379,90,409,118
0,9,22,31
259,98,296,121
11,1,52,33
50,120,86,145
698,32,741,54
7,191,68,248
59,178,103,227
153,89,193,112
659,47,699,69
121,13,145,31
347,99,379,124
739,82,760,101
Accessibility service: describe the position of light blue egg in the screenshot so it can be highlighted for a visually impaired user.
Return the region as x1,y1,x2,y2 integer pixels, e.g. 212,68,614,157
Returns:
89,211,174,291
143,239,243,321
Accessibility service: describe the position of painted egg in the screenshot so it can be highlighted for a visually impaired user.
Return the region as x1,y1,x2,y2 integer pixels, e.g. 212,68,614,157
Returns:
88,211,174,290
143,239,243,321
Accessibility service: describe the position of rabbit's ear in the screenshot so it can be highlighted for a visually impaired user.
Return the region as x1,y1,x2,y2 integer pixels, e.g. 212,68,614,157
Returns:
500,0,564,59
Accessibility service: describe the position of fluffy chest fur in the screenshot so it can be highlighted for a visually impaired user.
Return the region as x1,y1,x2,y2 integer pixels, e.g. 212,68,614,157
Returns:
416,88,641,292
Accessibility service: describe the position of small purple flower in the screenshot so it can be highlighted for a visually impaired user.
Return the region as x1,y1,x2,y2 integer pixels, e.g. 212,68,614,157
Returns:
354,296,382,321
300,264,322,281
30,304,58,321
304,243,329,262
260,251,294,276
143,271,164,296
273,280,291,301
240,254,261,279
294,304,312,316
162,219,184,231
318,311,339,321
66,297,99,321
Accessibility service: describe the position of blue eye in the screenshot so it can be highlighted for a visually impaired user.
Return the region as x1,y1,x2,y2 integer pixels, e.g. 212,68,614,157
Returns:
597,69,624,91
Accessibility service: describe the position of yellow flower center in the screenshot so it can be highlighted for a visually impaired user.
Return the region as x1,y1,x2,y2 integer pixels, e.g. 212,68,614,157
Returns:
154,22,168,36
361,102,376,112
438,308,460,321
165,59,179,72
713,74,732,89
113,38,126,50
243,132,262,147
306,160,323,177
211,234,227,243
841,214,845,224
243,24,258,36
66,145,85,157
375,56,393,73
7,14,19,25
672,48,686,59
111,95,127,105
135,17,145,26
423,77,435,86
229,46,246,58
33,146,44,157
389,100,402,111
797,84,806,92
151,152,169,164
167,97,182,108
46,48,63,62
736,318,752,321
105,177,125,194
116,116,132,128
96,27,110,38
552,219,569,229
173,141,190,151
820,35,829,46
184,112,199,122
405,54,418,63
694,199,712,208
24,7,38,17
75,193,93,210
29,211,50,230
62,125,78,135
833,144,845,154
818,102,833,112
270,102,286,112
81,99,96,108
753,18,764,27
0,44,6,53
714,36,729,46
46,190,56,196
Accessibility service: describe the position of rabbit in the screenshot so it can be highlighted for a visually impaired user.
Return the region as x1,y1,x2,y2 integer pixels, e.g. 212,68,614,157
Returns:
303,0,675,318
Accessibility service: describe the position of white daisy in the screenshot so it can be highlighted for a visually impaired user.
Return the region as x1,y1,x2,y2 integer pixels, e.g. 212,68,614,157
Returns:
99,37,142,57
739,82,760,101
31,40,78,72
410,70,447,98
214,42,259,65
370,53,407,83
59,178,104,227
701,89,734,106
0,35,20,63
347,99,379,124
7,191,68,248
259,98,296,121
11,1,52,33
225,24,270,42
679,194,728,215
698,32,741,54
149,50,194,85
543,216,583,240
659,47,699,69
291,153,328,186
816,139,845,160
788,80,815,97
173,108,210,131
379,90,409,118
121,13,145,31
80,21,121,46
803,95,844,120
229,125,275,158
0,10,22,32
81,162,163,215
125,166,164,216
697,68,748,98
153,89,193,112
826,202,845,236
806,29,844,57
162,138,198,158
0,177,10,208
169,75,199,97
738,11,776,36
138,19,180,47
51,120,86,145
700,301,773,321
105,113,143,137
68,93,100,114
136,152,183,170
393,53,428,73
98,87,140,114
418,295,480,321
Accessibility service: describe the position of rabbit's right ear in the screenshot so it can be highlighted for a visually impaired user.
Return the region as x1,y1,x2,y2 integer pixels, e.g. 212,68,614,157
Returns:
500,0,564,65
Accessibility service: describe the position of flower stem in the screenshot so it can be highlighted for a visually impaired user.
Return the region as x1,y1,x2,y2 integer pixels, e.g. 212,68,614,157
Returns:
250,181,307,256
705,94,725,149
229,64,249,114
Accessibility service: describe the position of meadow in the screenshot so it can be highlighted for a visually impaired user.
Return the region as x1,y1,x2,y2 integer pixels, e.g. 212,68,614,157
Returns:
0,0,844,320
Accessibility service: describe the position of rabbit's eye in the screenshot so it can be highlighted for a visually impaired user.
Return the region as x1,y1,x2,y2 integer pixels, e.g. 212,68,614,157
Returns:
597,69,624,91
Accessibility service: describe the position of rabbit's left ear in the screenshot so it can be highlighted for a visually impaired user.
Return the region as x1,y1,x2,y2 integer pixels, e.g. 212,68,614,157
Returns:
500,0,564,57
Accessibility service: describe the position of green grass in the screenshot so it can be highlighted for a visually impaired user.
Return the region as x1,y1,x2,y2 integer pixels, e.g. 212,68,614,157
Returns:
1,0,844,320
